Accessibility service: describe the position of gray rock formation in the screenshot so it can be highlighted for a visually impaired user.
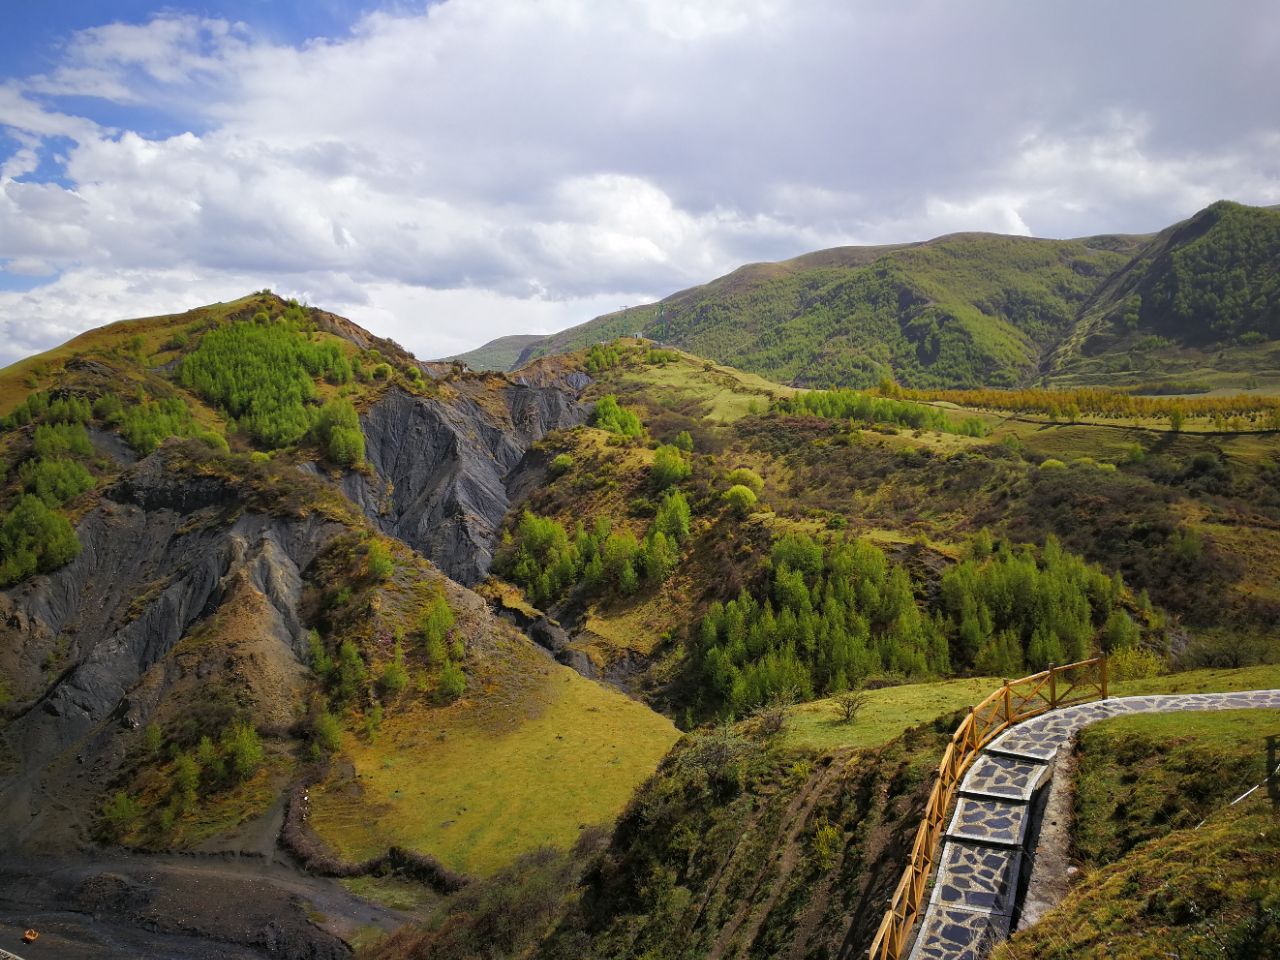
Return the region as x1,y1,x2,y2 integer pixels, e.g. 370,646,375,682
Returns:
343,379,588,584
0,454,342,852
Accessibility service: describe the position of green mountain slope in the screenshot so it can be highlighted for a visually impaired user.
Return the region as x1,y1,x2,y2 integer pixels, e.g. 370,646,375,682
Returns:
516,233,1143,389
444,333,546,372
1049,200,1280,387
457,201,1280,391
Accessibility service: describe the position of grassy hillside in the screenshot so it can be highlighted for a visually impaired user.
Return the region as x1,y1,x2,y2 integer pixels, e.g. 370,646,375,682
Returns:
519,233,1141,389
994,708,1280,959
0,296,674,883
1050,201,1280,388
486,340,1280,732
497,202,1280,394
445,334,546,372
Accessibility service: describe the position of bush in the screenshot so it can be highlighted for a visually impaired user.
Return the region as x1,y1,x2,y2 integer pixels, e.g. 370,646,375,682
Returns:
722,484,758,516
367,542,395,580
592,395,643,437
439,661,466,701
1040,458,1067,470
725,467,764,495
1108,645,1163,681
549,453,574,477
651,444,691,489
0,494,80,585
221,722,264,782
19,457,94,506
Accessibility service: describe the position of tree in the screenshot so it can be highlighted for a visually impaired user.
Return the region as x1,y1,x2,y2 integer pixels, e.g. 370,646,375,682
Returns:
367,541,395,580
172,750,201,811
654,489,692,542
674,430,694,452
439,661,466,702
221,722,264,782
725,467,764,496
833,689,870,724
723,484,758,517
379,642,409,699
651,444,691,489
312,706,342,755
141,721,163,757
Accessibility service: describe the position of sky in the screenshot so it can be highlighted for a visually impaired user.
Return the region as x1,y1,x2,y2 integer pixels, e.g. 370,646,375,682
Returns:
1,1,1279,366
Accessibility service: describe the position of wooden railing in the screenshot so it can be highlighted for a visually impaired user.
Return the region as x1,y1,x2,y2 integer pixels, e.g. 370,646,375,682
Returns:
866,656,1108,960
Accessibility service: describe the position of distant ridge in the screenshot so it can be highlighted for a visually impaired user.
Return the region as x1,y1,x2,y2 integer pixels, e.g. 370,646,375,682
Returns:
450,200,1280,391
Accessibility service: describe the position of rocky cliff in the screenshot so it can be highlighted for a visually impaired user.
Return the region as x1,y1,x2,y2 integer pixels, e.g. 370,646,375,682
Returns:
341,374,590,584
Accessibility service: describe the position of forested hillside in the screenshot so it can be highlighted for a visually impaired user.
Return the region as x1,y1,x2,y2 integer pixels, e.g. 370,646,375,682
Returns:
451,201,1280,394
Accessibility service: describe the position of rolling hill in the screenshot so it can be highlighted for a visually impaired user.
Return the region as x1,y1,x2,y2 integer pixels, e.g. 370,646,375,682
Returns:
451,201,1280,393
2,293,1279,959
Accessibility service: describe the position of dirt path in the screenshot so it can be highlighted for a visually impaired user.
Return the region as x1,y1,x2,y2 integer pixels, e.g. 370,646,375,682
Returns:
0,851,412,960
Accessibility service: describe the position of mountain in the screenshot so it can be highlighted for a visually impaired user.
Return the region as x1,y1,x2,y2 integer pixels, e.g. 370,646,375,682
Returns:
452,201,1280,392
442,334,547,372
2,291,1278,959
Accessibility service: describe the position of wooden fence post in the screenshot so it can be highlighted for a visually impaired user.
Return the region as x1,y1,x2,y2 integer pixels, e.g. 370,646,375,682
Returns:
1100,654,1109,699
1003,679,1012,726
1048,663,1057,708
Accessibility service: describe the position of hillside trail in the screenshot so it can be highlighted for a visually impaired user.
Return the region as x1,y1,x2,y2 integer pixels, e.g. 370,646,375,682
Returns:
706,753,848,960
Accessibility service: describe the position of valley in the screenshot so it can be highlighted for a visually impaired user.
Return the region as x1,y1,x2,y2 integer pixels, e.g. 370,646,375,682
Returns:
0,224,1278,960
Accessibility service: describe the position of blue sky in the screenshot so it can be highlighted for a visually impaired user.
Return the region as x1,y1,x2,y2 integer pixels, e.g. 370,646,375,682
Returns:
1,1,1278,365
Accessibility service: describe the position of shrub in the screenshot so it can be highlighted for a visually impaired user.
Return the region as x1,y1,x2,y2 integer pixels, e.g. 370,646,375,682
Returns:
1109,645,1163,681
725,467,764,496
592,395,643,437
367,542,395,580
549,453,574,477
674,430,694,452
19,457,94,506
1039,458,1067,470
722,484,758,516
372,363,393,380
439,661,466,701
221,722,264,782
172,750,201,811
651,444,691,489
334,639,368,703
0,494,80,585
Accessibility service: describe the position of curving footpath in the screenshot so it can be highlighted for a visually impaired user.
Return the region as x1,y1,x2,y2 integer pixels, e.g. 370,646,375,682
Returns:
906,689,1280,960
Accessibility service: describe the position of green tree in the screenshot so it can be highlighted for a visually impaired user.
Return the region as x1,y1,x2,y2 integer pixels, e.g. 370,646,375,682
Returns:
651,444,691,489
367,541,395,580
379,642,409,699
220,722,264,782
439,661,466,701
723,484,758,516
725,467,764,496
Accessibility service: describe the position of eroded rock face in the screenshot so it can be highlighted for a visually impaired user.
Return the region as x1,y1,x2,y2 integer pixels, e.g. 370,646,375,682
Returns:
345,379,588,584
0,455,342,853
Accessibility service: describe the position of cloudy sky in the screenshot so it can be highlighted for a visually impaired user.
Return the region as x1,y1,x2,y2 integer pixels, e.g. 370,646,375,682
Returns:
1,0,1278,365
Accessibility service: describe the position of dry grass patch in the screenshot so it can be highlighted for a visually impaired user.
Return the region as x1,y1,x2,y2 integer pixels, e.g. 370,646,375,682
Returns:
309,661,678,876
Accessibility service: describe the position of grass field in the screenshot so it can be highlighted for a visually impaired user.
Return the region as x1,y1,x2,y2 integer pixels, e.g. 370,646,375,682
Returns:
308,663,678,876
782,664,1280,754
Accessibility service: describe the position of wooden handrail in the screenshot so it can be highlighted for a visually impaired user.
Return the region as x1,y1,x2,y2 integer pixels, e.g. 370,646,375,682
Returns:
866,656,1107,959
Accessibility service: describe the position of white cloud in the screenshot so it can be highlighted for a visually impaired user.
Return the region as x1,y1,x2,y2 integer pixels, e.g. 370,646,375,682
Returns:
0,0,1278,365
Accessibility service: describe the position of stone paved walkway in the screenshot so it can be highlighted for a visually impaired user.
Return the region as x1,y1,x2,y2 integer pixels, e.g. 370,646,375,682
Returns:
906,689,1280,960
